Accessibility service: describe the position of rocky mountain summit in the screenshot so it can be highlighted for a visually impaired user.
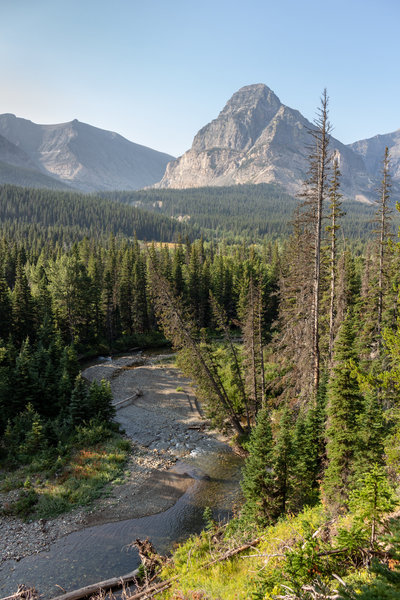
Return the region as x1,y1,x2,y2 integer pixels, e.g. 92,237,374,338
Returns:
350,129,400,185
0,114,174,192
154,84,380,202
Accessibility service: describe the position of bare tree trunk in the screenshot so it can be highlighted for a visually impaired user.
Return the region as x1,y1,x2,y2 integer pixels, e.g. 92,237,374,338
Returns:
328,159,344,364
311,89,331,397
258,285,266,408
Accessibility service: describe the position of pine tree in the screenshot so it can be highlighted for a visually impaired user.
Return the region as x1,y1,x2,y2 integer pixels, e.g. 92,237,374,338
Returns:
0,277,12,340
323,316,365,511
273,407,294,515
69,375,91,425
88,379,115,423
348,464,396,548
354,389,385,478
291,387,326,510
375,147,392,342
12,257,35,345
241,407,276,525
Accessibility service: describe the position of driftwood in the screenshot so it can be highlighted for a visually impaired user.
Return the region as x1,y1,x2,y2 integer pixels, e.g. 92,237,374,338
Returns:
125,579,174,600
204,536,262,567
113,390,142,410
47,569,140,600
133,539,166,578
1,586,39,600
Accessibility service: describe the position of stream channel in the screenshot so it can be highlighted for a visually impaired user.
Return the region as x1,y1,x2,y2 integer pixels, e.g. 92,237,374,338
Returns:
0,352,243,599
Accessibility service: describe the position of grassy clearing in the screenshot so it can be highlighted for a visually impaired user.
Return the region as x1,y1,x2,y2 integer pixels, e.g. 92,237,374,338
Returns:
159,506,325,599
0,432,131,520
157,504,391,599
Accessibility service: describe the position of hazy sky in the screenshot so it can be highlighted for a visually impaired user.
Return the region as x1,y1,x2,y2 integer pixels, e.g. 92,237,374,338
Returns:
1,0,399,156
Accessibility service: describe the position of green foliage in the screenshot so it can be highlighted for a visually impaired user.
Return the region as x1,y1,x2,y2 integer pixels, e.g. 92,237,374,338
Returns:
323,316,365,510
241,407,276,526
339,521,400,599
4,489,39,519
348,464,396,545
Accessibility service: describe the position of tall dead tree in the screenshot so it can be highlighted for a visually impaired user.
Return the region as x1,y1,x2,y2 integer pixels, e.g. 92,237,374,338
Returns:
302,90,331,397
326,158,344,364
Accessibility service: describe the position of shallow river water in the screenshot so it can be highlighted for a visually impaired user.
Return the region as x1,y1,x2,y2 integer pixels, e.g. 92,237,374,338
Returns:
0,436,243,598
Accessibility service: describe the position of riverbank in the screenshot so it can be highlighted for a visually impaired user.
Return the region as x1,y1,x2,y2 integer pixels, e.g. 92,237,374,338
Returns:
0,354,230,565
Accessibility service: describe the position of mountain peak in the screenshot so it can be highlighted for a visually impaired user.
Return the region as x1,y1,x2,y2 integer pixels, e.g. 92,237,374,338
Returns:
221,83,281,115
191,84,282,154
155,82,376,199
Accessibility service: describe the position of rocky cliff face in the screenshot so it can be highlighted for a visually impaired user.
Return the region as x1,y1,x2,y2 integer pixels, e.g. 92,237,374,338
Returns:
349,129,400,186
0,115,174,192
155,84,376,202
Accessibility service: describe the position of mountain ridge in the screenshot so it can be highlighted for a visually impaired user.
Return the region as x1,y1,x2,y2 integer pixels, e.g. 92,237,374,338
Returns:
0,114,174,192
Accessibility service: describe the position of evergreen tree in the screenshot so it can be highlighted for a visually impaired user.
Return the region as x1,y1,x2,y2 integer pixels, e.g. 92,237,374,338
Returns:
348,464,396,548
273,406,294,515
12,257,35,345
323,316,365,511
69,374,91,425
88,379,115,423
0,277,12,340
326,159,345,364
241,407,276,526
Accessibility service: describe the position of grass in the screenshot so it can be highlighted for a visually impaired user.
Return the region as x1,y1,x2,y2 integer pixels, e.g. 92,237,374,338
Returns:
1,433,131,520
159,506,326,599
157,504,384,599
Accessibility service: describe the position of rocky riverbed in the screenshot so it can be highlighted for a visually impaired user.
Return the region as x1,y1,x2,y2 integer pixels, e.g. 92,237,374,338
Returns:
0,353,230,564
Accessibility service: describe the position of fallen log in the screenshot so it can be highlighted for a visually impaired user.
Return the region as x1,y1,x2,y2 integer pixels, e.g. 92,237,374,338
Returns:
113,390,142,410
47,569,140,600
125,579,174,600
203,536,262,567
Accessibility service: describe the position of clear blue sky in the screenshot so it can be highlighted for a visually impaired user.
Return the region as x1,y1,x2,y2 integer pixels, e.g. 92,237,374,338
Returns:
1,0,399,156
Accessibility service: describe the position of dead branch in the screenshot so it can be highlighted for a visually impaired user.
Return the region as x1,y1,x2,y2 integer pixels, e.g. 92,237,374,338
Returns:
1,586,39,600
47,570,140,600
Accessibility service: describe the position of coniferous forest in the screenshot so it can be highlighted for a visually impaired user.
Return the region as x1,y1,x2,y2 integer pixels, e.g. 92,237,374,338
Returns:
3,99,400,599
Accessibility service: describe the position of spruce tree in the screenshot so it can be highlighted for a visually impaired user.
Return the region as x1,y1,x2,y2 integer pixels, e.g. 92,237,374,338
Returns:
323,316,365,511
88,379,115,423
273,406,294,515
0,277,12,340
69,374,91,425
241,407,276,526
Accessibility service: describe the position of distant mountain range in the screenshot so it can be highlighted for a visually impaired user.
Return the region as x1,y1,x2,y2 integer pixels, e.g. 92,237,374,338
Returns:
0,86,399,201
0,115,174,192
155,84,400,202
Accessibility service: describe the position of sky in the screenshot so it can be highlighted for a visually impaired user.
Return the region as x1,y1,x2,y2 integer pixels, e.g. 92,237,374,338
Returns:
1,0,399,157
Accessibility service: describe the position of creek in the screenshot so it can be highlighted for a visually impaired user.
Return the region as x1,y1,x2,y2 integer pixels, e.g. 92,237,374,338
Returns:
0,352,243,599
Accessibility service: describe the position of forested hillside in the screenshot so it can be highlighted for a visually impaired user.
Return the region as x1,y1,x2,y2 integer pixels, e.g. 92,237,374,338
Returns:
0,185,195,247
101,184,398,242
